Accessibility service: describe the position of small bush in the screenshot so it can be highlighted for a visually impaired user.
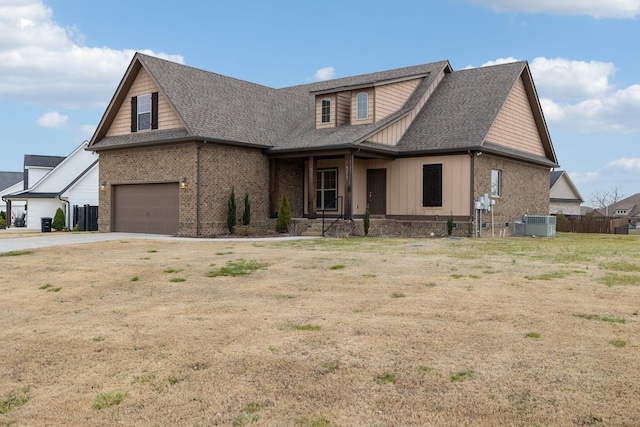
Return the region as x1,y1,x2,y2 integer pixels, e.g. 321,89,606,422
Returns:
227,188,237,234
276,193,291,233
447,214,454,236
52,207,65,230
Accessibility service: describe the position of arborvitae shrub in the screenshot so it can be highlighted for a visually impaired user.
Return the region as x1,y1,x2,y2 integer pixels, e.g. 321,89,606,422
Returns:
275,194,291,233
363,204,370,236
52,207,65,231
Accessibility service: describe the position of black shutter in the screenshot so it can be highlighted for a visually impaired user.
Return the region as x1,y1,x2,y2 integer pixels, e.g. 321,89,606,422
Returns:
130,96,137,133
151,92,159,129
422,164,442,207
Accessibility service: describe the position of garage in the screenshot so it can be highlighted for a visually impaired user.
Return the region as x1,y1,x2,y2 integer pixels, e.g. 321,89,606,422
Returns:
113,183,179,234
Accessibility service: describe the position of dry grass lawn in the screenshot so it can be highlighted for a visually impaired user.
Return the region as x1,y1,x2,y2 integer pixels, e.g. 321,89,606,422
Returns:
0,233,639,426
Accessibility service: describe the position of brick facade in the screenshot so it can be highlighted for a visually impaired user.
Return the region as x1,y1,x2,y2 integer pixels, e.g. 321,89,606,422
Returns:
275,158,304,218
98,142,273,237
474,154,550,236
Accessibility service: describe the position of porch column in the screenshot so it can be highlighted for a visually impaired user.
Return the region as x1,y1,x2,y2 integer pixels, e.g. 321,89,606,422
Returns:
269,158,279,218
344,152,353,220
308,156,317,219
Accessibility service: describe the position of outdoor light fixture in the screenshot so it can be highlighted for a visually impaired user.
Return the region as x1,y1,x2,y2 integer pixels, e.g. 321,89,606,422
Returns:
180,177,188,189
100,181,107,190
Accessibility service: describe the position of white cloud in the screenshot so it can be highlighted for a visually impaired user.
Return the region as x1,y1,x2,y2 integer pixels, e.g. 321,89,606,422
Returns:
477,56,640,134
469,0,640,18
571,158,640,199
37,111,67,128
529,58,615,101
0,0,184,109
313,66,335,81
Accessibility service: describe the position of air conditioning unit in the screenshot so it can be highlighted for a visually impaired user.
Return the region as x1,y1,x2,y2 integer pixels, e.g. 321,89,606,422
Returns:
522,215,556,237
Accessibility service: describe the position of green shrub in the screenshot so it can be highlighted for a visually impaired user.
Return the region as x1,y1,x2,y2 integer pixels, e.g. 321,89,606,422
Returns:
242,192,251,226
0,212,5,228
52,207,65,230
363,204,370,236
276,193,291,233
227,188,236,234
447,213,454,236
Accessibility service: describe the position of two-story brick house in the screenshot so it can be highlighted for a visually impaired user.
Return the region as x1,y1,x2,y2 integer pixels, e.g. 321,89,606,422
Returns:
88,53,558,237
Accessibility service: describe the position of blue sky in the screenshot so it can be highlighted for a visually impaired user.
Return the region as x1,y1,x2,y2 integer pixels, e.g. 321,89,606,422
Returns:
1,0,639,205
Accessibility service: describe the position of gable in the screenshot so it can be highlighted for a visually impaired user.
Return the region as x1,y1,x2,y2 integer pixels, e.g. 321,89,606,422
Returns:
485,76,546,157
551,174,582,200
105,68,184,138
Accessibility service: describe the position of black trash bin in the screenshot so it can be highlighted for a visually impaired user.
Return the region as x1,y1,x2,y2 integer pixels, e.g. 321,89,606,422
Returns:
41,217,52,232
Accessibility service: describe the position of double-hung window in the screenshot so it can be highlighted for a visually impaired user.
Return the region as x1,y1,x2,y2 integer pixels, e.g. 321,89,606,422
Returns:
422,164,442,207
130,92,158,132
491,169,501,197
356,92,368,120
317,169,337,210
321,98,331,124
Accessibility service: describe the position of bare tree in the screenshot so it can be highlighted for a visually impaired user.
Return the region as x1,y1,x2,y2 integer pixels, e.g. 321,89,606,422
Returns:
590,186,624,217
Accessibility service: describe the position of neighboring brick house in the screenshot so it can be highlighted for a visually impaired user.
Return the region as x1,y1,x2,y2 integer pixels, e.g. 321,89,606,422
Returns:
550,170,583,216
596,194,640,225
87,53,559,237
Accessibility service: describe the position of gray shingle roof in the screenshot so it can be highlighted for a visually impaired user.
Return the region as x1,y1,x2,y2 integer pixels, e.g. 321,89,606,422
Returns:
398,62,522,151
0,172,22,191
550,170,563,188
89,54,557,167
24,155,65,168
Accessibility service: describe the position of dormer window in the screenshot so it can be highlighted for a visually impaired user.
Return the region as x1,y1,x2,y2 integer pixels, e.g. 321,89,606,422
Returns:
356,92,368,120
131,92,158,132
321,98,331,124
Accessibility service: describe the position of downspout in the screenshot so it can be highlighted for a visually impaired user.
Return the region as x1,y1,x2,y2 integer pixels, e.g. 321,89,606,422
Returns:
468,150,475,237
196,141,207,237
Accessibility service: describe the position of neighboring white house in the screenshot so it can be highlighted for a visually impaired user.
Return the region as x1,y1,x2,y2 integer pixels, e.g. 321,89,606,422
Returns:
2,141,99,230
550,170,583,216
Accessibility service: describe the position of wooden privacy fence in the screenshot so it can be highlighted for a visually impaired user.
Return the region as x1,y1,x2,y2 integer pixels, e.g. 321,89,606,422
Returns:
556,216,629,234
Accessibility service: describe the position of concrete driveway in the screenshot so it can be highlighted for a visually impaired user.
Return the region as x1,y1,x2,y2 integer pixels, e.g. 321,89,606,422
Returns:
0,231,315,252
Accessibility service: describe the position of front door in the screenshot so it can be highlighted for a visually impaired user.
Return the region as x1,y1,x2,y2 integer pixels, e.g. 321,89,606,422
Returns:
367,169,386,215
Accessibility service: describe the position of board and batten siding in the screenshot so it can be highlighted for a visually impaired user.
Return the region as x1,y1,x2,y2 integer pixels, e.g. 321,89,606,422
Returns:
485,77,546,157
337,91,351,126
106,68,184,137
368,70,446,146
374,78,421,120
303,155,471,217
66,164,99,207
24,199,64,230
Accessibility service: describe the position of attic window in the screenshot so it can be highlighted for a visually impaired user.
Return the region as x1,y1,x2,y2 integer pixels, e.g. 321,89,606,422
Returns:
356,92,368,120
137,94,151,130
130,92,158,132
321,98,331,123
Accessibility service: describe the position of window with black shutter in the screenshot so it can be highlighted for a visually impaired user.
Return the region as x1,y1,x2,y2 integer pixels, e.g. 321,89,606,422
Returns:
131,92,159,132
422,164,442,207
